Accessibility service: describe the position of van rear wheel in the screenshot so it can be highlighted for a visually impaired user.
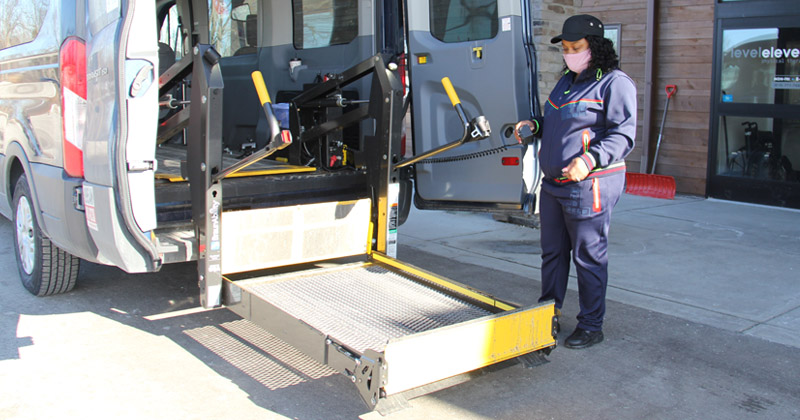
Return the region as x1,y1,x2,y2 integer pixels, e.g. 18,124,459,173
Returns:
12,174,79,296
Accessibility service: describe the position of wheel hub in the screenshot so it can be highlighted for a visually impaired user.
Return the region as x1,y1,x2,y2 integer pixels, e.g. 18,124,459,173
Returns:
16,196,35,275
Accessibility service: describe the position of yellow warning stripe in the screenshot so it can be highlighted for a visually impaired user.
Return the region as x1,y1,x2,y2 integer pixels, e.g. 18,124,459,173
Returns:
154,173,188,182
366,221,375,255
383,302,556,395
370,252,516,311
155,166,315,182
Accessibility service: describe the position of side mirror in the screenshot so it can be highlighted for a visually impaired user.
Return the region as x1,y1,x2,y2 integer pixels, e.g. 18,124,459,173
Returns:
231,4,251,21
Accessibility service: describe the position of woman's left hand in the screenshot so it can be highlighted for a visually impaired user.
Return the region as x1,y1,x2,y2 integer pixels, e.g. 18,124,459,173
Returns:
561,157,591,182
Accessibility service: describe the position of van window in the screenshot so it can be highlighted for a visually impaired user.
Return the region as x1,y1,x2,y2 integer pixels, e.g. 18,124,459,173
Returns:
430,0,498,43
208,0,258,57
0,0,50,49
292,0,358,50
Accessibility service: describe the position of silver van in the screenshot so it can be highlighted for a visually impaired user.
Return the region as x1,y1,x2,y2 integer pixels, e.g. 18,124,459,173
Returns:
0,0,538,298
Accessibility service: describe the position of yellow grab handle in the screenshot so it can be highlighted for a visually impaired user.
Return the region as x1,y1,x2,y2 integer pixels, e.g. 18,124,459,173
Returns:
441,77,460,107
251,71,272,105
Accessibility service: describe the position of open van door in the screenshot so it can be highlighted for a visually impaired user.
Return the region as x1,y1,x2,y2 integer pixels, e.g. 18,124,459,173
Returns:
83,0,160,271
406,0,538,211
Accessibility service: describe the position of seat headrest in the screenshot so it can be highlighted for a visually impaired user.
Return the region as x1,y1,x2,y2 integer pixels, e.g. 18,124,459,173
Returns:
246,14,257,46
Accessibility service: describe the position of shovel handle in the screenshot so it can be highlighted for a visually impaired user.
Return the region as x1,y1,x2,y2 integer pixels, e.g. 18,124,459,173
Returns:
665,85,677,99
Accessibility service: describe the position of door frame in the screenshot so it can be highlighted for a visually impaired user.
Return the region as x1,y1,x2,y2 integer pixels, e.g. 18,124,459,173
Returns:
707,0,800,208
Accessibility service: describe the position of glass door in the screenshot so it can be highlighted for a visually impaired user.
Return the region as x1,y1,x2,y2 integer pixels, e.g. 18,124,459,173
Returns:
709,4,800,208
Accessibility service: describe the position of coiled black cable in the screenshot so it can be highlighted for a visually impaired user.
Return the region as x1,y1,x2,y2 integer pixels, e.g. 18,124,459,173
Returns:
419,144,518,164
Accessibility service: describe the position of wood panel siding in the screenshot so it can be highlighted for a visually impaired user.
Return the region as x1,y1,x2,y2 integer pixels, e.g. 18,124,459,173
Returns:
579,0,714,195
578,0,649,180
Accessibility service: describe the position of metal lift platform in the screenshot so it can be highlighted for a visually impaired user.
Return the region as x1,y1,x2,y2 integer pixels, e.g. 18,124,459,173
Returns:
215,197,555,411
224,249,556,411
179,49,557,411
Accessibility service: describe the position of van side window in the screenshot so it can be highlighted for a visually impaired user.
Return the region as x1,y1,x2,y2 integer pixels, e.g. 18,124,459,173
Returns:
291,0,358,50
0,0,50,50
209,0,258,57
430,0,498,43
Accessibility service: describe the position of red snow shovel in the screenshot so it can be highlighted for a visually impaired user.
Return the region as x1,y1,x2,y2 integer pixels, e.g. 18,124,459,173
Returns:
626,85,677,199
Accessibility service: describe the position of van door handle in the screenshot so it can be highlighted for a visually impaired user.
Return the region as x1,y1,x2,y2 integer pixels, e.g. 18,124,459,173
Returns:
130,62,154,97
127,160,155,172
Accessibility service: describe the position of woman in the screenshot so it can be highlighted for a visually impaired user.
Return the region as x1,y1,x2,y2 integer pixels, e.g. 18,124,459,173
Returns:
516,14,636,349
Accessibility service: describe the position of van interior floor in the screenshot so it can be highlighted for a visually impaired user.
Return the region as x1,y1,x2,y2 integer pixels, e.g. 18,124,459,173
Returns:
154,143,315,183
153,144,369,226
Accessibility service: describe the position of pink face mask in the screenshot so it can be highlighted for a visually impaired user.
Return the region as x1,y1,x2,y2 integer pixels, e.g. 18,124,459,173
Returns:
563,49,592,74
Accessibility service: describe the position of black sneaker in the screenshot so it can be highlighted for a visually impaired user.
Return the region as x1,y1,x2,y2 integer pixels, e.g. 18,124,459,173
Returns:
564,327,604,349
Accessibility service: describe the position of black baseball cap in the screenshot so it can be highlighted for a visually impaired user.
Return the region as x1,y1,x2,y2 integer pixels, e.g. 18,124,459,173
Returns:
550,14,605,44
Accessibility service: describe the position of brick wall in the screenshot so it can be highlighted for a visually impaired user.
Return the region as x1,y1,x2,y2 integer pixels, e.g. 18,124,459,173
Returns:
532,0,582,111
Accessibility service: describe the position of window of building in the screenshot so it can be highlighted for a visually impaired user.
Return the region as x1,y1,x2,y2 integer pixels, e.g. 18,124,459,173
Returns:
715,24,800,184
430,0,498,43
721,27,800,106
208,0,259,57
0,0,50,49
710,1,800,208
604,24,621,61
716,116,800,182
292,0,358,50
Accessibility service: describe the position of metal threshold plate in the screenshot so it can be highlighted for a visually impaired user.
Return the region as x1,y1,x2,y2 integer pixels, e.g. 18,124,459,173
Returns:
239,263,492,354
155,144,315,182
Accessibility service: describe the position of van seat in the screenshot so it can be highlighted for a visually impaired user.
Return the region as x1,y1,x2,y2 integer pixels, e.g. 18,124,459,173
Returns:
158,42,176,75
234,14,258,56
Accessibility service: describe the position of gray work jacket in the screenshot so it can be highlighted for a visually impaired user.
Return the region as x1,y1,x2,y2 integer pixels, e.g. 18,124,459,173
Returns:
539,68,637,184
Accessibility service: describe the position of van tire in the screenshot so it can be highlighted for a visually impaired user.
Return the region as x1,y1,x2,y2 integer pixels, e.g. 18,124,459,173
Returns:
12,174,79,296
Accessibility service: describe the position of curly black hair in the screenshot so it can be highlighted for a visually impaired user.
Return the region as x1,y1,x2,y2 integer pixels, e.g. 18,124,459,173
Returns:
586,35,619,74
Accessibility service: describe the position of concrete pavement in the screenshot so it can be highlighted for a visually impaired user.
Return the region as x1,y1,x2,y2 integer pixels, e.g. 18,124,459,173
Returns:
1,193,799,419
399,193,800,349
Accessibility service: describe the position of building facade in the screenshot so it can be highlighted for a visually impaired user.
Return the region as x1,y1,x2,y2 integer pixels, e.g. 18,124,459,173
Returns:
534,0,800,208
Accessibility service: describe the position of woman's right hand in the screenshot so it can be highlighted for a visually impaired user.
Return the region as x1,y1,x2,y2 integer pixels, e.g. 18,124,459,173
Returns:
514,120,536,144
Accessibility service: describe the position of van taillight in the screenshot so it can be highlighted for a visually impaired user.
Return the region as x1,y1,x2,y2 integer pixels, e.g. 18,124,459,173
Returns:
60,37,87,178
